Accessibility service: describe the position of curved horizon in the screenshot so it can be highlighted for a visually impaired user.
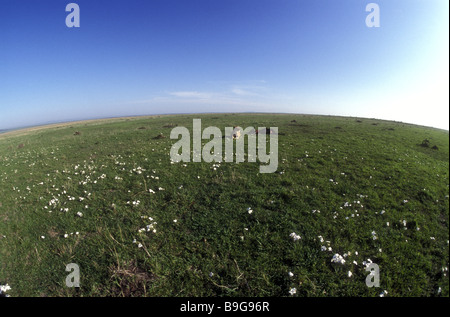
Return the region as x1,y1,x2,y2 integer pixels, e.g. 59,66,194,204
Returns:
1,112,448,137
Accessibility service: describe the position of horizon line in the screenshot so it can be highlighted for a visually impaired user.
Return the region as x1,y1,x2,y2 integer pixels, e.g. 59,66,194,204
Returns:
1,112,448,136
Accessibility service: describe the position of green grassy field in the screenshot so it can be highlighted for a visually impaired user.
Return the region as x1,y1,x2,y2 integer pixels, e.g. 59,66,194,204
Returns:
0,113,448,297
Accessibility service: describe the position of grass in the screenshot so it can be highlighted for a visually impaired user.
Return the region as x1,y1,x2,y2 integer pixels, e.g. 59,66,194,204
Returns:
0,113,448,297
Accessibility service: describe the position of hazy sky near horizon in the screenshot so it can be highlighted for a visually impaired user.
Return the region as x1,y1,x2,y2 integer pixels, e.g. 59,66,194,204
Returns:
1,0,448,130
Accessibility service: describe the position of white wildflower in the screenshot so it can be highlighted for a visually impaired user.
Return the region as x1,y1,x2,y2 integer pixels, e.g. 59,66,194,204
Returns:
331,253,346,265
379,290,388,297
0,284,11,296
371,231,378,240
290,232,301,241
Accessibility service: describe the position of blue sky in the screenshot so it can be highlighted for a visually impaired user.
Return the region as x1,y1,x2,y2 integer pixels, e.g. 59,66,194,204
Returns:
1,0,448,130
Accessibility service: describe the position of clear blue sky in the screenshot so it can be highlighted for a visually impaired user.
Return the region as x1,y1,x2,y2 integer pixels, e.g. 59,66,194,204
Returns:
1,0,448,130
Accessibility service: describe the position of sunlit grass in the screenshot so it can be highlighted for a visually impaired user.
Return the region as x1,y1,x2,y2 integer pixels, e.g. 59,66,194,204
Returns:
0,114,448,297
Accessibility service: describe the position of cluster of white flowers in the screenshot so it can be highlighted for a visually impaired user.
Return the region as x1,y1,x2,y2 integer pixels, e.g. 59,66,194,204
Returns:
0,284,11,297
379,290,388,297
335,196,368,220
114,159,126,166
48,197,59,207
132,239,143,248
318,236,333,252
371,231,378,240
289,288,297,296
362,259,373,269
290,232,301,241
132,166,146,174
37,162,103,215
247,207,253,215
64,232,79,238
400,219,408,230
138,216,157,234
127,200,140,207
331,253,346,265
329,178,338,185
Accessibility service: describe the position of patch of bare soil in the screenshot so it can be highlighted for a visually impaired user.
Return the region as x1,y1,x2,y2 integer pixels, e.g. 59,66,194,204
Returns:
110,261,157,297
